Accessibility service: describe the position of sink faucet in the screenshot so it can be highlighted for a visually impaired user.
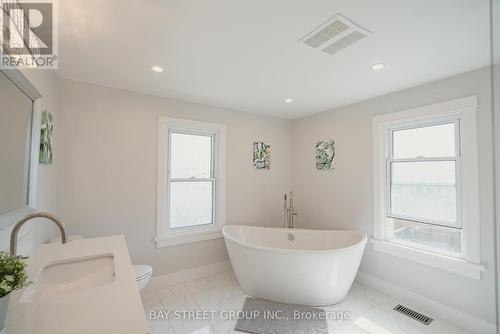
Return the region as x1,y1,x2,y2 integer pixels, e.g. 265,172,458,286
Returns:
10,212,68,256
283,192,298,228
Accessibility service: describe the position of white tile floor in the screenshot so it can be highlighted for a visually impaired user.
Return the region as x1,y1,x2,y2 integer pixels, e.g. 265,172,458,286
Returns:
141,271,472,334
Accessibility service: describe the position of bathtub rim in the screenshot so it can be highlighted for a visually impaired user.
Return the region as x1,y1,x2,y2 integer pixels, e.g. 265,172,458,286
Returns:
222,225,367,255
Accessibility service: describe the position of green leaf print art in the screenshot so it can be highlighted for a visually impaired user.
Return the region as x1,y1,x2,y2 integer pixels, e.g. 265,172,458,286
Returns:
253,142,270,169
316,140,335,170
39,109,53,164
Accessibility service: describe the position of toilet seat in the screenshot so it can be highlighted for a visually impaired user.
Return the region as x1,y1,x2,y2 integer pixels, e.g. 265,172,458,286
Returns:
133,265,152,282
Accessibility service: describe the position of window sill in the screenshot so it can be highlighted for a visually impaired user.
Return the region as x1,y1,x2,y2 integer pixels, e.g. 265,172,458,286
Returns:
155,228,223,248
371,239,485,280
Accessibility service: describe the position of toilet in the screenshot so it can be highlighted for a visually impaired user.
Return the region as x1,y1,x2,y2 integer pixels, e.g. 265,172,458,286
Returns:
50,235,153,291
133,265,153,291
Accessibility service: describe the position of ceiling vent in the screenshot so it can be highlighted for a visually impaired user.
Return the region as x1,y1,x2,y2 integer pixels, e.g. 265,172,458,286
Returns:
299,14,371,55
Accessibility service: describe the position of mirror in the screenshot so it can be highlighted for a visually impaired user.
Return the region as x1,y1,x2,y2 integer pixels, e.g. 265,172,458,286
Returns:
0,69,41,228
0,71,33,215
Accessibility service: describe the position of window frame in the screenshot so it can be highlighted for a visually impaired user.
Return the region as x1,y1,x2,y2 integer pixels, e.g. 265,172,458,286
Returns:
167,130,216,230
156,116,226,248
372,96,484,279
386,118,462,229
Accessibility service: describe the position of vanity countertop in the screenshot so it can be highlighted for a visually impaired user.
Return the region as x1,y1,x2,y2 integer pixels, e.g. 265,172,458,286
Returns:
4,235,149,334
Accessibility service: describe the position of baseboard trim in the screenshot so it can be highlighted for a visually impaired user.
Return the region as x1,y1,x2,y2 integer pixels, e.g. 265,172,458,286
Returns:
355,271,496,334
147,260,232,291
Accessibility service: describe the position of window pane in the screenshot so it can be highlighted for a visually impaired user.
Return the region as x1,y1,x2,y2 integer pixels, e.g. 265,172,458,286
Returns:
393,123,456,159
170,133,212,178
170,182,213,228
388,218,461,255
390,161,457,224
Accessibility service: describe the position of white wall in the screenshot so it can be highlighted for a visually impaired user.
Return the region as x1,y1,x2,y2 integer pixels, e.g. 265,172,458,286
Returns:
0,69,59,254
494,64,500,329
493,2,500,323
291,67,496,323
57,79,292,276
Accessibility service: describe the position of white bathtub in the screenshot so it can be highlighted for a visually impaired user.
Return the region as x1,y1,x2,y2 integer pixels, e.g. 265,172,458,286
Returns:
223,225,367,306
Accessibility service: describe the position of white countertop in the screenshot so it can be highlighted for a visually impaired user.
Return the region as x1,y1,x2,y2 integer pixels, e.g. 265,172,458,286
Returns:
4,235,149,334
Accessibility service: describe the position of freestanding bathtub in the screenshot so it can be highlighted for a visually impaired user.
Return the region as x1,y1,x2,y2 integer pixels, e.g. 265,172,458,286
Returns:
223,225,367,306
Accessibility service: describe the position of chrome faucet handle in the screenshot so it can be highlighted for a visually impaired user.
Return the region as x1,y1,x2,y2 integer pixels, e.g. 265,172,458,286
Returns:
288,192,298,228
284,194,289,228
284,191,298,228
10,212,68,256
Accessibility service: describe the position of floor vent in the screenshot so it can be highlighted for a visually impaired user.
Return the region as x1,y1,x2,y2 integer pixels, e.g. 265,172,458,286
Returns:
299,14,371,56
393,304,434,326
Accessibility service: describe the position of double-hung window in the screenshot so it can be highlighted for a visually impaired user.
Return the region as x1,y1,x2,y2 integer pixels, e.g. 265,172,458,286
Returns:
156,117,226,247
387,120,461,254
372,96,484,279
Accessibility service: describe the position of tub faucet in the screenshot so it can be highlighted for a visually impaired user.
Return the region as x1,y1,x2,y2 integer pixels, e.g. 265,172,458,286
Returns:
10,212,68,257
284,192,298,228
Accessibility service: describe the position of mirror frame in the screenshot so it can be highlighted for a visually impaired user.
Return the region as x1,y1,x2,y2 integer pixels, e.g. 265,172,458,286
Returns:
0,69,42,230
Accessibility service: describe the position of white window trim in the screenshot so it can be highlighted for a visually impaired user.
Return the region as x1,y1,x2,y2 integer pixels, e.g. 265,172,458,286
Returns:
372,96,485,279
156,116,226,248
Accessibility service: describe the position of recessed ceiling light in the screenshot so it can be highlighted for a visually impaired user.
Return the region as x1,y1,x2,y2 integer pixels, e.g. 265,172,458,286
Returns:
285,98,293,103
152,65,164,73
370,63,385,71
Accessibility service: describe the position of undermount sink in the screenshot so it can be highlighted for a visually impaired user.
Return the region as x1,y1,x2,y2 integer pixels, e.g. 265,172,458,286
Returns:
20,254,115,303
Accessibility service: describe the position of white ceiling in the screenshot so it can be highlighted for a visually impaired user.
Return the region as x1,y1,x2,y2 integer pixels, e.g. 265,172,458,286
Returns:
57,0,491,119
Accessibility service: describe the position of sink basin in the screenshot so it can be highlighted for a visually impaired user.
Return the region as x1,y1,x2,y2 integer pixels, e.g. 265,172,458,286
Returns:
20,254,115,303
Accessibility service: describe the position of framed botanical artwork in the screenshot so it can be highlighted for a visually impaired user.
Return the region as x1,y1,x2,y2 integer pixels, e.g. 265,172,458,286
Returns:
253,142,270,169
39,109,53,164
316,139,335,170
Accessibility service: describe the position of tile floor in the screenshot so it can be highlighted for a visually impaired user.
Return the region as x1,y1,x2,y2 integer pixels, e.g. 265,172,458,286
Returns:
141,271,472,334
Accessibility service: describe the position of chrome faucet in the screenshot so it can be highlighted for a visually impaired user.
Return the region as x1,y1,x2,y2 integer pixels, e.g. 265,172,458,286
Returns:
283,192,298,228
10,212,68,256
